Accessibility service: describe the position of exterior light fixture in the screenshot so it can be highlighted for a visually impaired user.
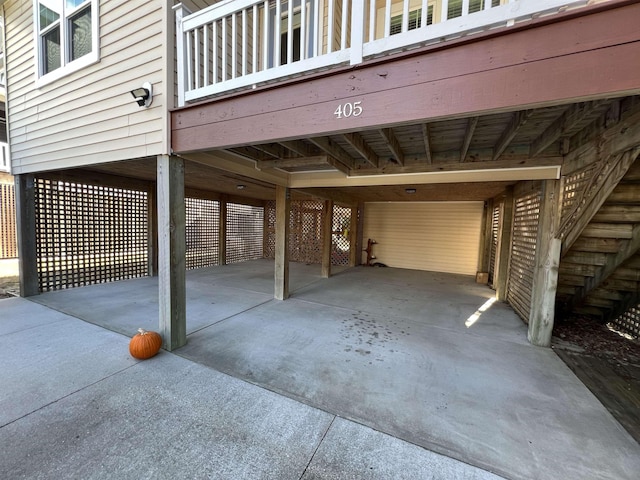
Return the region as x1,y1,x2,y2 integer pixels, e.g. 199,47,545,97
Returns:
130,82,153,107
405,188,416,194
236,184,246,190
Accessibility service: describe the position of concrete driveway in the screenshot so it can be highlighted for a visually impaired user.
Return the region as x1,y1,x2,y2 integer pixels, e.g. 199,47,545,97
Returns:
4,260,639,479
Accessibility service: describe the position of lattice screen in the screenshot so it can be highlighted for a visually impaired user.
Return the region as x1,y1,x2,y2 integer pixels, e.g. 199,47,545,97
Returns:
226,203,264,264
264,200,276,259
185,197,220,269
0,183,17,259
507,185,542,323
35,178,148,292
611,304,640,339
488,202,500,286
289,200,323,264
332,206,351,266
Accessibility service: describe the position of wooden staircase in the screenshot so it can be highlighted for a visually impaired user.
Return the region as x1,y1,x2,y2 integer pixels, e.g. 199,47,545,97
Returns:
557,160,640,323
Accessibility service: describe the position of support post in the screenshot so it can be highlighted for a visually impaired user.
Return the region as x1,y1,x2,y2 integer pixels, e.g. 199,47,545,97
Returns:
219,195,227,265
528,179,563,347
274,185,290,300
147,184,158,277
476,199,493,283
321,200,334,277
356,202,365,266
348,205,358,267
15,174,38,297
157,155,186,351
495,187,514,302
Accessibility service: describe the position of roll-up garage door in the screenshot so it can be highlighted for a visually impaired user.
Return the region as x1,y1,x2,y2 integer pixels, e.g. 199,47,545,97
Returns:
363,201,484,275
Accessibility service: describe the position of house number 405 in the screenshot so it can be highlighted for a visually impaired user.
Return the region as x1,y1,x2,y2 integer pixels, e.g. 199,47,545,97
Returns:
334,101,363,119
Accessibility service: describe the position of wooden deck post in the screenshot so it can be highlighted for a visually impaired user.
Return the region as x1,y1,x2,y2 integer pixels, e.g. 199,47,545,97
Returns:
528,179,563,347
495,187,514,302
349,205,358,267
15,174,38,297
219,195,227,265
356,202,365,266
157,155,187,351
322,200,334,277
274,185,290,300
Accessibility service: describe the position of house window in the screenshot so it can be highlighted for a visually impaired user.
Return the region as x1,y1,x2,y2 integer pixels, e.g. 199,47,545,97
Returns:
35,0,99,83
389,6,434,35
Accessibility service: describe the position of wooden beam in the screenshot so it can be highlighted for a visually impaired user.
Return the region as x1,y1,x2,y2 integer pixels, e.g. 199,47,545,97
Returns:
461,117,479,162
495,187,514,302
279,140,316,157
157,155,187,351
379,128,405,166
530,101,609,157
528,179,562,347
253,143,287,159
342,132,378,167
308,137,354,171
219,196,227,265
15,174,38,297
173,3,640,152
274,185,290,300
258,155,330,169
492,110,533,161
228,146,266,162
421,123,432,165
321,200,333,278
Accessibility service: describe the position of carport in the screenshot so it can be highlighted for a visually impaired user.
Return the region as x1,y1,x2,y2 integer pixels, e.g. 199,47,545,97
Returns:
29,258,640,480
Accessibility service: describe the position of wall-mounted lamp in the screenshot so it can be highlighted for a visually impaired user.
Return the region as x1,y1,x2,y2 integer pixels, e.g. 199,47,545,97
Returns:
236,184,246,190
130,82,153,107
405,188,417,194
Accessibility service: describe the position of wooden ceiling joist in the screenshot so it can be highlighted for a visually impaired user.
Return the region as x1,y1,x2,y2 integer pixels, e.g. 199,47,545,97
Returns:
461,117,479,162
308,136,355,171
280,140,316,157
257,155,330,169
421,123,432,165
492,110,533,161
378,128,405,166
342,132,379,168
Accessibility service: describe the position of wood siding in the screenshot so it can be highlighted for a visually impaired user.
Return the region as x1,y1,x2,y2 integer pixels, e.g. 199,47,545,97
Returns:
4,0,169,174
362,201,483,275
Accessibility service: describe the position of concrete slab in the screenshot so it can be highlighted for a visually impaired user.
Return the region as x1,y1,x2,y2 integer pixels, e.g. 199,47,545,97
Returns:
302,417,502,480
0,299,502,480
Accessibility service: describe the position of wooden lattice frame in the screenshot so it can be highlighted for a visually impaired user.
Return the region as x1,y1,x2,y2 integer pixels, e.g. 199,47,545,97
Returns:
488,202,500,286
507,184,542,323
34,178,148,292
185,197,220,269
611,305,640,338
332,205,351,266
0,183,17,259
226,203,264,264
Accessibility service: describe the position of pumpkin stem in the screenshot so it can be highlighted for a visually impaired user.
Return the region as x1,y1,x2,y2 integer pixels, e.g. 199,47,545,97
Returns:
137,328,147,335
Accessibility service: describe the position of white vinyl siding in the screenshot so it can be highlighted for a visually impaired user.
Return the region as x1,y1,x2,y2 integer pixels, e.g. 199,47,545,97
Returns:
5,0,168,174
363,201,483,275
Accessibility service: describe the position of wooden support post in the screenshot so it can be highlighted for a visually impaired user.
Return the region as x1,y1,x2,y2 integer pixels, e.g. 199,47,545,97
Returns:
495,187,514,302
356,202,365,266
157,155,186,351
321,200,334,277
147,184,158,277
349,205,358,267
274,185,290,300
476,199,493,283
15,174,38,297
219,195,227,265
528,179,563,347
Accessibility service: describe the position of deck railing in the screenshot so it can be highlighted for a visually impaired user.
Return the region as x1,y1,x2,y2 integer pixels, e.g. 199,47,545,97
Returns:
175,0,590,106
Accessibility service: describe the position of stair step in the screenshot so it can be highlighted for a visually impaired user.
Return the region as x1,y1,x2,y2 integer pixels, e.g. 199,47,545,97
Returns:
562,252,607,266
593,205,640,223
581,223,633,239
572,238,622,253
573,306,606,318
608,184,640,203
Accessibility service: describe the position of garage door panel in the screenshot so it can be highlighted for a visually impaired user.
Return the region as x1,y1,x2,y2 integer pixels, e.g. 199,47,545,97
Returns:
363,202,483,275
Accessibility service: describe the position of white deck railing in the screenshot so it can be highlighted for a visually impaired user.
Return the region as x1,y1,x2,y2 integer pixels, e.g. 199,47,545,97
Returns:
175,0,590,106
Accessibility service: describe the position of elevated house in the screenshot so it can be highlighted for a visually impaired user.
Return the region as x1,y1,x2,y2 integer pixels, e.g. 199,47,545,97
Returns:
2,0,640,350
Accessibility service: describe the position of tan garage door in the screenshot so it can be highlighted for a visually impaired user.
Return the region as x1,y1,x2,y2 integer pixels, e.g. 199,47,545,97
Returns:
363,202,483,275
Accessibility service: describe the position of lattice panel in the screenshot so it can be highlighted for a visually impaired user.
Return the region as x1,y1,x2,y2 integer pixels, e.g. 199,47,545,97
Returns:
289,200,323,264
488,202,501,286
226,203,264,264
264,200,276,259
611,305,640,339
332,206,351,266
0,183,17,259
35,179,148,292
507,188,541,323
185,197,220,269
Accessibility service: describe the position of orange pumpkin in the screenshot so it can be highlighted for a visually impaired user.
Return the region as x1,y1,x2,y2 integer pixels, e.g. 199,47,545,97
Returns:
129,328,163,359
